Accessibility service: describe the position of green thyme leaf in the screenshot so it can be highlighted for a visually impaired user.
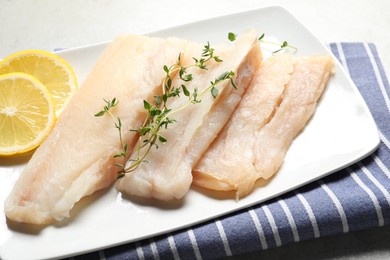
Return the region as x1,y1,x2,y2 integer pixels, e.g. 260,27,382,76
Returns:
155,95,161,106
115,117,122,129
214,56,223,62
139,127,151,136
94,111,106,117
143,100,151,110
158,135,167,143
211,87,218,98
258,33,265,41
163,65,169,73
228,32,236,41
182,84,190,97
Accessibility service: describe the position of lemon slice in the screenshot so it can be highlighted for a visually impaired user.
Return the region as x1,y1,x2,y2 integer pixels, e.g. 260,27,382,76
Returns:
0,72,55,156
0,50,77,117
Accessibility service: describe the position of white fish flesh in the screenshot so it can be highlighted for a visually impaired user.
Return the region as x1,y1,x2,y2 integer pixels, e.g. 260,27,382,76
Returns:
5,34,195,224
116,30,262,200
193,55,333,199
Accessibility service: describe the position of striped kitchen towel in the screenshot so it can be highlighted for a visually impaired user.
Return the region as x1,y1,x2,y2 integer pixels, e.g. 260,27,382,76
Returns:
72,42,390,259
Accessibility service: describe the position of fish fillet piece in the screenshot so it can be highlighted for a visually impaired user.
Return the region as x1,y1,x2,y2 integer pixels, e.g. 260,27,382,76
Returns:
193,54,296,196
193,55,333,199
116,30,262,201
4,35,194,224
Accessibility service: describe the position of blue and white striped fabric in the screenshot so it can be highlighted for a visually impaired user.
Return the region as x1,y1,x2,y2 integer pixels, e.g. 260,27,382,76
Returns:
71,43,390,260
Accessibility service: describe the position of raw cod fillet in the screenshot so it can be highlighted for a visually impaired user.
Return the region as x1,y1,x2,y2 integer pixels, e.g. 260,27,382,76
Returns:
4,34,195,224
193,55,334,199
116,30,262,200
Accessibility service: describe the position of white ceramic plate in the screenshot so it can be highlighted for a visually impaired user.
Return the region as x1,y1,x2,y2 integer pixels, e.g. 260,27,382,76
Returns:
0,6,380,260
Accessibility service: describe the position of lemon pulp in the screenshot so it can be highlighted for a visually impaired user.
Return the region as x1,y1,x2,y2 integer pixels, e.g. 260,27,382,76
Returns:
0,72,55,156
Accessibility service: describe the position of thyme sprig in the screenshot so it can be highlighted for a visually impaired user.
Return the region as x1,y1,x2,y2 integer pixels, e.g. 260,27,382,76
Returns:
96,42,235,178
259,33,298,54
228,32,297,54
258,33,297,53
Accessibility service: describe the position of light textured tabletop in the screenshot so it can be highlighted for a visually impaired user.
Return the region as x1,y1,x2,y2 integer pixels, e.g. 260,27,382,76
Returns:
2,0,390,259
1,0,389,76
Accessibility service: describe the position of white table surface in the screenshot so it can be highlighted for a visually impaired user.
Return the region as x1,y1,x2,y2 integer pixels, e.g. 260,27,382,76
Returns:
1,0,389,76
2,0,390,259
